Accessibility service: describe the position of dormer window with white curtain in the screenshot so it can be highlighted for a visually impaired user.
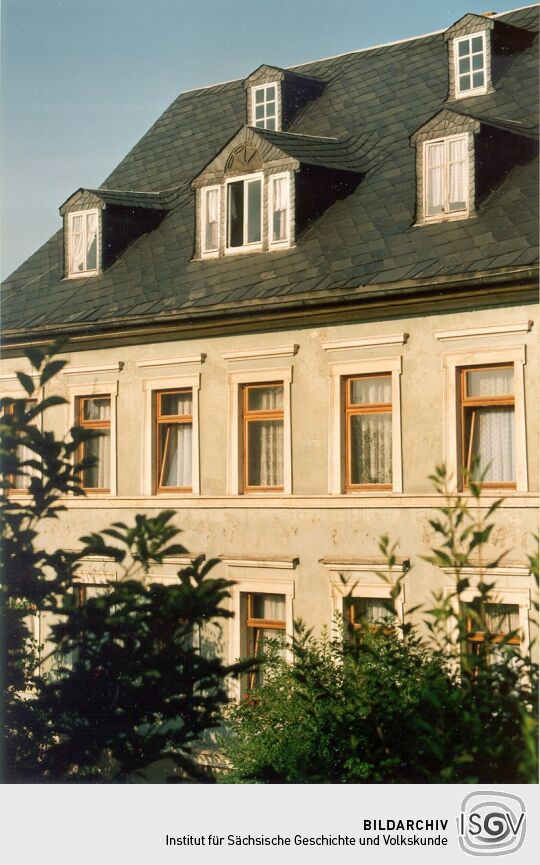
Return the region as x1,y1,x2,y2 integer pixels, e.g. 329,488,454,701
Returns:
454,32,487,97
424,134,468,221
68,209,99,276
269,174,289,246
202,186,220,255
252,84,278,130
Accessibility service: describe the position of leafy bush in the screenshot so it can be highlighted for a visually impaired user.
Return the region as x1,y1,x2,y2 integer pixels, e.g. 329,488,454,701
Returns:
221,469,538,784
1,344,247,782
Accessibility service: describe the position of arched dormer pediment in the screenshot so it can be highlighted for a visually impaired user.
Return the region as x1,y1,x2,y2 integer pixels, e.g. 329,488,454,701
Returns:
225,143,263,174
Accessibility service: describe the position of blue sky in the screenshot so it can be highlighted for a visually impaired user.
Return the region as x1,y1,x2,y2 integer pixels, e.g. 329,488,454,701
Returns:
0,0,526,278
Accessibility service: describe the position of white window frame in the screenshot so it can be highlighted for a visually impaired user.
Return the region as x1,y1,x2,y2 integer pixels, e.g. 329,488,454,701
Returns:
442,566,532,659
141,373,200,496
423,133,469,223
251,83,280,130
442,346,527,492
227,366,292,495
67,209,100,278
225,172,264,254
67,380,118,496
201,185,220,257
454,31,488,98
268,172,291,248
328,357,403,494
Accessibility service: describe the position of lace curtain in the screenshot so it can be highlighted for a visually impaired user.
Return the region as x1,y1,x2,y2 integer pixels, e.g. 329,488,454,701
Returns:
272,176,288,241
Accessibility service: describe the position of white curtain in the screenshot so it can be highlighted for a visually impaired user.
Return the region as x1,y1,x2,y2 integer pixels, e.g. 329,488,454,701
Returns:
83,398,110,489
484,604,519,635
474,408,514,482
351,597,394,623
205,188,219,250
86,211,98,269
448,137,466,209
272,176,288,242
467,366,514,397
161,424,192,488
351,413,392,485
253,593,286,621
350,376,391,405
427,142,444,215
70,214,85,272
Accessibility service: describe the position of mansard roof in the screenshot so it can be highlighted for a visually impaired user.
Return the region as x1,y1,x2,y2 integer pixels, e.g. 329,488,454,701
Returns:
2,5,538,341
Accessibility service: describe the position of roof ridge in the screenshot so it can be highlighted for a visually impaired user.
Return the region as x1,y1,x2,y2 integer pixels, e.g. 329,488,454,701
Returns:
179,5,538,97
255,129,338,141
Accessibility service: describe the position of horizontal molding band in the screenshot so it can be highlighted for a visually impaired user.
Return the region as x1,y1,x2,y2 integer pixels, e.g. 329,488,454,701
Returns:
434,321,533,341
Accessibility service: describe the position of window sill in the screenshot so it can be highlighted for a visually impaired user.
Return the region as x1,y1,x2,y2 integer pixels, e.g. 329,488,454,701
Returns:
224,244,264,256
414,211,473,227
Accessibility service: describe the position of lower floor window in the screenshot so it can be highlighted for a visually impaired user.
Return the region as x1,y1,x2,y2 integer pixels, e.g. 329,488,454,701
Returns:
466,602,521,662
344,597,395,636
243,592,286,690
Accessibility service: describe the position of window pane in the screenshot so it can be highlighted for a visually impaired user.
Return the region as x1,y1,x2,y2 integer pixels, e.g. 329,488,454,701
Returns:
350,412,392,485
471,36,483,53
247,419,283,487
160,391,192,416
472,71,484,88
459,57,470,74
349,376,391,405
472,53,484,71
266,86,276,101
204,188,218,250
347,597,394,624
459,74,471,91
82,430,110,489
469,406,515,483
266,118,276,130
466,367,514,397
266,100,276,115
255,104,265,120
247,385,283,411
228,181,244,247
86,211,98,270
272,176,288,242
83,397,110,422
247,179,261,243
426,142,444,215
255,88,265,104
484,604,520,634
252,593,285,620
159,423,192,488
458,39,470,57
70,215,85,272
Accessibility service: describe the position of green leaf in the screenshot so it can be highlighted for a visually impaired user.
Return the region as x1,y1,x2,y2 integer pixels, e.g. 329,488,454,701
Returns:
16,372,35,396
40,359,68,386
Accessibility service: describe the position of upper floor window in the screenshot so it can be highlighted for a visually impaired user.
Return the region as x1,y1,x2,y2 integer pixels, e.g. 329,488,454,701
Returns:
227,175,262,251
77,395,111,492
243,383,284,492
252,84,277,130
202,186,220,254
345,374,392,490
155,389,193,492
454,32,487,97
461,364,515,487
4,398,37,494
424,134,468,220
269,174,290,246
68,210,99,277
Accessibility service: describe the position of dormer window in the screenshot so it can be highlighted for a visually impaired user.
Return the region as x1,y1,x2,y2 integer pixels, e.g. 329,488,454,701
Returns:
68,209,99,276
455,32,487,96
252,84,278,130
269,174,290,245
424,134,468,220
226,174,263,251
202,186,220,254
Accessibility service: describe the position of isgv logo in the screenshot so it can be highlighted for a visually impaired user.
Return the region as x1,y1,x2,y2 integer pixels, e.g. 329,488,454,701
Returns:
458,791,526,856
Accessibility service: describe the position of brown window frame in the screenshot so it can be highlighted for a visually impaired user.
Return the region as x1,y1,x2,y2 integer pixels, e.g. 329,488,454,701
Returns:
344,596,395,637
242,382,284,493
466,602,521,657
244,592,286,691
77,395,111,494
344,373,392,491
154,388,193,494
4,398,38,495
460,363,515,490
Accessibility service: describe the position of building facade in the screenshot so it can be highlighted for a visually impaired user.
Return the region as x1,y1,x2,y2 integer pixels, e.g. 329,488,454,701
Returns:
2,7,538,676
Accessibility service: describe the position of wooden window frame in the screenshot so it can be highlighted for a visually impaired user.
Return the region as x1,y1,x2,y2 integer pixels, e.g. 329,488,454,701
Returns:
67,209,100,278
460,363,516,490
244,591,286,690
466,602,521,660
344,596,396,637
225,172,264,254
344,373,392,492
251,83,279,130
77,394,111,494
454,31,488,98
154,388,193,494
423,133,469,222
242,382,284,493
